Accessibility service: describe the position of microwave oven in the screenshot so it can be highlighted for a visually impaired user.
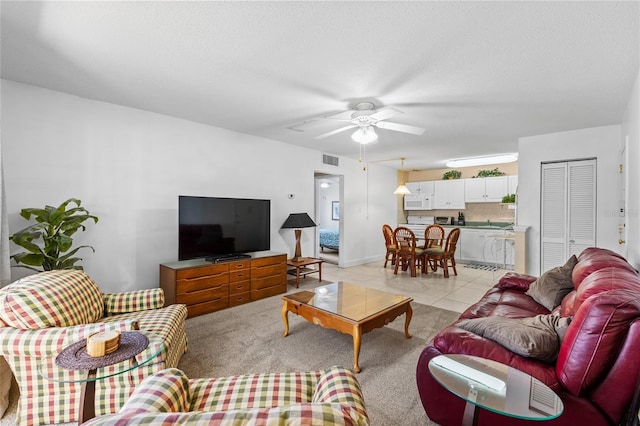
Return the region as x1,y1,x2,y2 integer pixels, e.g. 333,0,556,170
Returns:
404,194,433,211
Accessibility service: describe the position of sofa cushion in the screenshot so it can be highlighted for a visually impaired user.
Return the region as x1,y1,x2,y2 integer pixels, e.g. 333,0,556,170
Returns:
557,289,640,398
0,270,104,329
497,272,537,292
457,314,570,363
572,254,636,289
121,368,190,413
526,255,577,311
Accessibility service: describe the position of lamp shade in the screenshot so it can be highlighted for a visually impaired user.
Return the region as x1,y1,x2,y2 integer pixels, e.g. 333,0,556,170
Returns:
281,213,317,229
393,184,411,195
351,126,378,144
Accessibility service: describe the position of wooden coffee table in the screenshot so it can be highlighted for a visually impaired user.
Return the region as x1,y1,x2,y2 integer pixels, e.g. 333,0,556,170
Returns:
281,282,413,373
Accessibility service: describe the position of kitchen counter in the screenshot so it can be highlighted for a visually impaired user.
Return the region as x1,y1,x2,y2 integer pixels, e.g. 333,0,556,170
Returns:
442,222,514,231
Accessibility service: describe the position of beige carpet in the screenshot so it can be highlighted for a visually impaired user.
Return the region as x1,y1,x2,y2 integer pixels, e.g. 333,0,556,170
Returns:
1,282,459,425
179,282,459,425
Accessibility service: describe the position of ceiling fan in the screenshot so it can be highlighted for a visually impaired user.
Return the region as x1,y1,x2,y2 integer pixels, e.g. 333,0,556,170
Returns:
312,102,426,143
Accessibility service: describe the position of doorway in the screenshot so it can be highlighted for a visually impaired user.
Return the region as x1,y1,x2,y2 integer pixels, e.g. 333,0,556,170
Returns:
315,173,342,265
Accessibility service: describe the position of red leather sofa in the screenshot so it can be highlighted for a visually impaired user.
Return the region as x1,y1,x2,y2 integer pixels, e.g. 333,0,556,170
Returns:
417,247,640,426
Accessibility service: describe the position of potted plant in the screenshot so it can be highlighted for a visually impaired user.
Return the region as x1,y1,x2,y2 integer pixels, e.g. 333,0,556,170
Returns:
501,193,516,203
442,170,462,180
9,198,99,271
475,168,505,177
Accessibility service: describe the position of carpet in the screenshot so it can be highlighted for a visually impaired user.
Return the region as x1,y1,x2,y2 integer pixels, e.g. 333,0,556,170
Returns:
1,281,460,426
179,282,460,426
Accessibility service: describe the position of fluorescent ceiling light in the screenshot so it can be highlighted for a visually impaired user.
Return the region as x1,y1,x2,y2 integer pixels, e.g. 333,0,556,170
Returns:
351,126,378,144
446,154,518,168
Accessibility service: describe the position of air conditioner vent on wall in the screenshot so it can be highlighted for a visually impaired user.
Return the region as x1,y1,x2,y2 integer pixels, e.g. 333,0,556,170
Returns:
322,154,339,167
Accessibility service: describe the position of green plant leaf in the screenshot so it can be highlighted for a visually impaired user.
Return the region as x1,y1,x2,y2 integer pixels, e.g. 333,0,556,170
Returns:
11,252,44,266
10,198,98,271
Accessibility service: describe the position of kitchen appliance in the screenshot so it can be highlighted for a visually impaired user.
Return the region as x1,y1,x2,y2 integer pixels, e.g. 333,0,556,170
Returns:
458,212,466,226
403,216,435,237
435,216,450,225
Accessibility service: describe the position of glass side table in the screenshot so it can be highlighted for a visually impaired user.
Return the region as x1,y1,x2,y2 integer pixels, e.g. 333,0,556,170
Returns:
40,331,164,423
428,354,563,426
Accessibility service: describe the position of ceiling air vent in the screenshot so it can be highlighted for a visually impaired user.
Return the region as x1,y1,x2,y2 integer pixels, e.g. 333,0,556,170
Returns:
322,154,339,167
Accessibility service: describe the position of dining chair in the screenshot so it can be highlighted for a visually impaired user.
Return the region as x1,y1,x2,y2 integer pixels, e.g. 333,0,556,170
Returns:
423,227,460,278
382,224,397,268
423,224,445,272
393,226,425,277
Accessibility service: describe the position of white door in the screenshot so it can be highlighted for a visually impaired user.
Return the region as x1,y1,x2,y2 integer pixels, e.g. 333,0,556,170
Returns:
541,159,596,273
618,139,628,257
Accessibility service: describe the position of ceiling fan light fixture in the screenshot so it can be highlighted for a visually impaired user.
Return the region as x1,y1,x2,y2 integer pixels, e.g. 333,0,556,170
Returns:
446,153,518,168
320,181,330,189
351,126,378,144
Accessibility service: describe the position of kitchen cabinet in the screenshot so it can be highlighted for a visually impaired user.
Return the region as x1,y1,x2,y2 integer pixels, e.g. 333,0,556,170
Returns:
464,176,508,202
458,228,514,267
508,175,518,195
404,181,434,210
434,179,465,209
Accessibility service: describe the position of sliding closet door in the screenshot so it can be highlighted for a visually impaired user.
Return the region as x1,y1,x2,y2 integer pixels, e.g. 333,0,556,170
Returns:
541,159,596,273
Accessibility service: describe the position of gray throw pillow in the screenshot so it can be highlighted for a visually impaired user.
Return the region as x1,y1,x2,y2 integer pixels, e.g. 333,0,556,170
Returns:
457,314,571,363
525,255,578,311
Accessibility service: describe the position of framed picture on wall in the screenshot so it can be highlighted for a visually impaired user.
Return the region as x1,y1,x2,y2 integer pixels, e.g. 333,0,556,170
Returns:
332,201,339,220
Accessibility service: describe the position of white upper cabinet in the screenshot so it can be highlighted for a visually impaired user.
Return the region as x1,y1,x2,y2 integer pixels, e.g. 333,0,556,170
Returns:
434,179,465,209
464,176,509,202
508,175,519,195
404,181,435,210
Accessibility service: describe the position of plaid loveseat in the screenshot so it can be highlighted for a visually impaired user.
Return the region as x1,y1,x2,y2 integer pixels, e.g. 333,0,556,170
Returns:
83,366,370,425
0,269,188,426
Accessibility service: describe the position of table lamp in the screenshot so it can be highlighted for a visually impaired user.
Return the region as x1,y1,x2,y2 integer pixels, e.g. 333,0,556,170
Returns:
281,213,317,261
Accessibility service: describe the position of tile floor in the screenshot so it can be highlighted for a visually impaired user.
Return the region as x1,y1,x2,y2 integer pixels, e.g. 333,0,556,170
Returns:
292,259,511,313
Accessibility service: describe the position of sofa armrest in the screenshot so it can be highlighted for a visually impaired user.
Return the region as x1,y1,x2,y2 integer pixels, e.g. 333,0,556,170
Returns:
0,319,138,357
312,366,368,421
103,289,165,315
119,368,190,414
497,272,537,291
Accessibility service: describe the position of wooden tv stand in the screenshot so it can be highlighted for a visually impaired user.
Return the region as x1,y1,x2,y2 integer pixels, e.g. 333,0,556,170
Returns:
160,251,287,318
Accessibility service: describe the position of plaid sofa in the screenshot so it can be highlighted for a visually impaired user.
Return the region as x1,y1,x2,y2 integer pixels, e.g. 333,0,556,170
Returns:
83,366,370,425
0,269,188,426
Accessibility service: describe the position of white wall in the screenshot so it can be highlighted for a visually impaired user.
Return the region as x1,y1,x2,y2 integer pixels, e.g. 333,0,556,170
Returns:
622,71,640,270
1,80,398,291
518,125,622,275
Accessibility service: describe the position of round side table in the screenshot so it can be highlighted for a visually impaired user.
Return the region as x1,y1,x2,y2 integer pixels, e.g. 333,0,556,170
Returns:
40,331,163,423
428,354,563,426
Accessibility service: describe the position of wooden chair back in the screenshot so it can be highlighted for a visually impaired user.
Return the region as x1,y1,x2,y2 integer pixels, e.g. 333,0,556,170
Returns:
424,224,445,248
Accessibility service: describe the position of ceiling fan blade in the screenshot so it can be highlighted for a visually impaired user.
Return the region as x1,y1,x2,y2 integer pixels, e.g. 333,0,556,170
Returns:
375,121,425,135
369,106,401,121
315,124,358,140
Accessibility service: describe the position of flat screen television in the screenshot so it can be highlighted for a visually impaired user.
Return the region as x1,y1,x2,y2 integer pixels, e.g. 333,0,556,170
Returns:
178,196,271,261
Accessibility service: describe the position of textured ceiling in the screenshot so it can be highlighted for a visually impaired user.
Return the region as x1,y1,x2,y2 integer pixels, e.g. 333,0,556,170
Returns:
1,1,638,170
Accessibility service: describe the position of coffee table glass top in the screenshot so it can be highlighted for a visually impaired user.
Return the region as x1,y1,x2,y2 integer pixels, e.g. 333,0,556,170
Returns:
283,281,411,322
428,354,563,421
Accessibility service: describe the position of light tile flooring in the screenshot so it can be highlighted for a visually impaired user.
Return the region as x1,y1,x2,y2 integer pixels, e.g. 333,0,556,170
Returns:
294,259,510,313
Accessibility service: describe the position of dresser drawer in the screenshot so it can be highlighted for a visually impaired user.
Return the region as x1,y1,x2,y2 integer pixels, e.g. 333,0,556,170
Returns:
252,263,286,279
229,280,251,295
252,283,286,300
251,254,286,268
228,260,251,271
176,264,228,280
252,273,285,291
229,269,251,282
177,273,228,294
229,292,251,307
185,297,229,318
176,285,229,306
